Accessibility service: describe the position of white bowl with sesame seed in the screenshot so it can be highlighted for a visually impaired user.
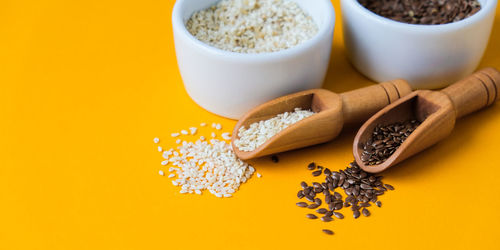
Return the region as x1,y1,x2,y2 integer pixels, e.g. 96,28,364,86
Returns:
172,0,335,119
341,0,497,89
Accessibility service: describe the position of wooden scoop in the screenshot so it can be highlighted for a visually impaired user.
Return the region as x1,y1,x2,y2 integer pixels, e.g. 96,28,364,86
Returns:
353,67,500,173
231,80,413,160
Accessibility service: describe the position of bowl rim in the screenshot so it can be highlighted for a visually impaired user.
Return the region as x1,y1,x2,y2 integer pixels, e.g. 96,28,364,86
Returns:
341,0,498,33
172,0,335,62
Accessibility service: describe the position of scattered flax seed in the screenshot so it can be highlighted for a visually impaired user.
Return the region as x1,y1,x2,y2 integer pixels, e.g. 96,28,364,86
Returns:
153,137,160,143
158,146,163,152
171,133,180,137
271,155,279,163
159,170,165,176
234,108,315,152
322,229,334,235
168,174,175,178
181,130,189,135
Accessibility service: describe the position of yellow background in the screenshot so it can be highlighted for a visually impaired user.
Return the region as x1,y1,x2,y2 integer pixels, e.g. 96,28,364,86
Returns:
1,1,500,249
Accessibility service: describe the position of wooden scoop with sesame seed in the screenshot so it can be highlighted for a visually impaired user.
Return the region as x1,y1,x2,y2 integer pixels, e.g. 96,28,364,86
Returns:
231,80,413,160
353,67,500,173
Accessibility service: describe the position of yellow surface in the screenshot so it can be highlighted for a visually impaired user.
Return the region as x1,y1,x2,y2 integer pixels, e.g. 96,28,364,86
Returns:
1,1,500,249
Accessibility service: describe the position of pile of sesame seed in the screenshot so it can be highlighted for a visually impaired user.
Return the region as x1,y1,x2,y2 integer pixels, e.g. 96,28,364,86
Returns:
186,0,318,53
234,108,315,151
155,122,260,198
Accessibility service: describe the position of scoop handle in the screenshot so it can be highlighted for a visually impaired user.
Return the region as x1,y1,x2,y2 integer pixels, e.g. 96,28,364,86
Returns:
340,79,413,125
441,67,500,119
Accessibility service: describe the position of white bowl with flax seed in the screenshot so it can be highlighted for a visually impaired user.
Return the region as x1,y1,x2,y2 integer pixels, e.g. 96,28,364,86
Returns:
172,0,335,119
341,0,497,89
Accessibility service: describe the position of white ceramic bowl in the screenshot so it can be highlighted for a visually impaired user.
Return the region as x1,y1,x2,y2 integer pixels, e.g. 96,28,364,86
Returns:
172,0,335,119
341,0,497,89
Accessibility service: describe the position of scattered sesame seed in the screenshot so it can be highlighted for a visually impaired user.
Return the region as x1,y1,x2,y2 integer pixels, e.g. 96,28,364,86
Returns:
221,132,231,140
162,151,171,159
200,123,207,127
153,137,160,143
181,130,189,135
158,146,163,152
189,127,198,135
159,170,165,176
157,124,257,198
215,124,222,130
257,173,262,178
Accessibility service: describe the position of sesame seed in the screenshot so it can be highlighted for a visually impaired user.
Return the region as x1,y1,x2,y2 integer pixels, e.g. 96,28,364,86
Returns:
200,136,206,141
162,151,171,159
189,127,198,135
211,132,216,138
171,133,180,137
181,130,189,135
195,190,202,195
186,0,318,54
221,132,231,140
153,137,160,143
200,123,207,127
159,170,165,176
168,174,175,178
234,108,315,152
161,160,169,166
158,146,163,152
257,173,262,178
215,124,222,130
176,139,181,144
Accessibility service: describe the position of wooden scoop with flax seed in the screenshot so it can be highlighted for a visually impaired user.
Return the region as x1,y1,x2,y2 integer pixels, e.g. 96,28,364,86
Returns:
353,67,500,173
